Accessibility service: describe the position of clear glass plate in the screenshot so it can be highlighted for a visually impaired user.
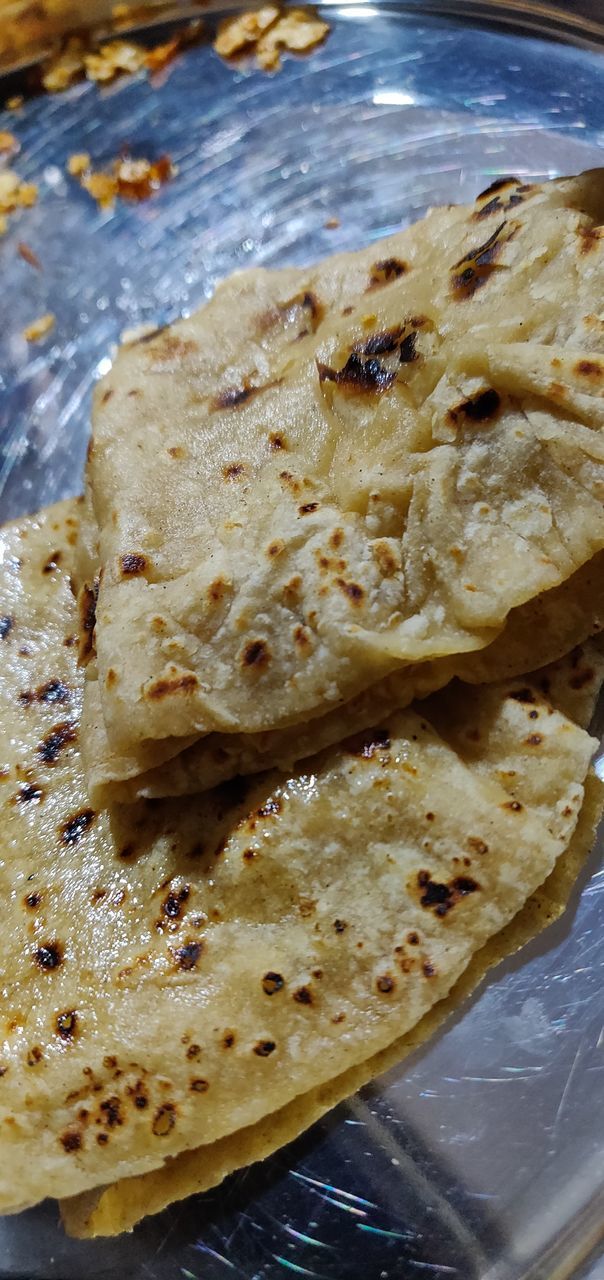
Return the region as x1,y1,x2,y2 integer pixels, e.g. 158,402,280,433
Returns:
0,6,603,1278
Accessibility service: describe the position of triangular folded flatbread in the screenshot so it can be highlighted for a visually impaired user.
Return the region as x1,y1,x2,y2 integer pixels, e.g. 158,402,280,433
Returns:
0,499,597,1219
82,170,604,757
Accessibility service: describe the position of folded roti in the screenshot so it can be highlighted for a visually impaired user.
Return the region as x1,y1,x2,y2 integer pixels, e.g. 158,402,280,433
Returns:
61,765,604,1237
82,549,604,806
84,169,604,753
0,500,597,1215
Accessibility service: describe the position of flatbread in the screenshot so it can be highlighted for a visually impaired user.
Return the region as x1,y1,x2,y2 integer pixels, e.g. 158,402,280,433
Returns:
84,170,604,753
0,500,596,1213
60,767,604,1237
82,549,604,806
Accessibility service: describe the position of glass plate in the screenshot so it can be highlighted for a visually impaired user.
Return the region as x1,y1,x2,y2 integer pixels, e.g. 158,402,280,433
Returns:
0,6,603,1278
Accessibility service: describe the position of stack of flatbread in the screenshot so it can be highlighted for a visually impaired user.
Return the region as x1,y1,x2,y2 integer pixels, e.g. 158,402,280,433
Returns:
0,169,603,1238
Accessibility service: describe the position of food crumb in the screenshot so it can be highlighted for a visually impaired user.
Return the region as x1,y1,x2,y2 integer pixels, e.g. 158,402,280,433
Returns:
0,170,38,235
17,242,42,270
0,131,17,154
6,96,24,111
68,153,174,209
67,153,91,177
42,38,87,92
324,216,340,229
23,313,55,343
214,5,329,71
84,39,147,84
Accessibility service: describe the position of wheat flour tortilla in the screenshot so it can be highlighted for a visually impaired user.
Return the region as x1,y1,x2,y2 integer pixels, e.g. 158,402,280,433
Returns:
81,549,604,806
83,169,604,753
0,501,596,1215
60,766,604,1238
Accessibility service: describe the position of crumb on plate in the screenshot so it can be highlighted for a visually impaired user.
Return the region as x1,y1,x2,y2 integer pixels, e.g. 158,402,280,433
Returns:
17,241,42,270
0,131,17,154
23,313,55,343
214,5,329,71
68,152,175,209
0,170,38,235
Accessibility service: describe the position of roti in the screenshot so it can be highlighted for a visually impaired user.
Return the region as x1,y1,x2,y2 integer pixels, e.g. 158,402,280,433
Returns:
60,766,604,1237
81,549,604,806
83,169,604,754
0,500,596,1214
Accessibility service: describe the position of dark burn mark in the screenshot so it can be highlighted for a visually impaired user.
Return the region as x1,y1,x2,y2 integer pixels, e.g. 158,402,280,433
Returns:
257,797,281,818
451,222,508,299
262,972,284,995
333,919,347,933
242,639,270,670
0,616,13,640
97,1132,109,1145
56,1011,77,1041
423,962,436,978
268,432,286,451
61,1130,82,1153
78,581,98,664
525,733,543,746
278,290,324,335
353,323,420,365
59,808,96,846
376,974,395,994
35,941,63,971
575,358,602,380
407,932,420,945
38,721,77,765
417,870,480,917
174,941,202,971
447,388,501,427
16,782,44,805
335,577,364,605
152,1103,176,1136
254,1040,276,1057
213,377,278,413
190,1078,209,1093
467,837,489,855
298,502,319,515
101,388,113,404
24,891,42,909
504,800,523,812
222,463,245,480
43,550,62,574
367,258,407,290
120,552,147,577
223,1032,236,1049
317,353,396,395
476,176,519,200
100,1096,122,1128
146,673,198,699
162,884,190,919
21,678,71,707
27,1046,43,1066
186,1043,201,1059
293,986,313,1005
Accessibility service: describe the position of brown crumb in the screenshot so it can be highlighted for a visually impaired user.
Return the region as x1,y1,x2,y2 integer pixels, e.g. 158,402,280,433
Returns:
0,131,17,155
42,38,88,92
17,242,41,270
84,39,147,84
0,171,38,236
214,5,329,72
23,314,55,343
6,96,24,112
324,216,340,229
69,153,174,209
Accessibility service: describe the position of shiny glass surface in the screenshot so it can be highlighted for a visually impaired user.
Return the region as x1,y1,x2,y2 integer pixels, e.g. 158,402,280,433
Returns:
0,6,603,1277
